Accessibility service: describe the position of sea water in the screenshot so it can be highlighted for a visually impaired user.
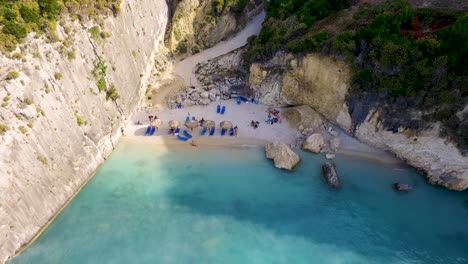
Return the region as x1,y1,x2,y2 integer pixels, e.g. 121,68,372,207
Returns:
9,142,468,264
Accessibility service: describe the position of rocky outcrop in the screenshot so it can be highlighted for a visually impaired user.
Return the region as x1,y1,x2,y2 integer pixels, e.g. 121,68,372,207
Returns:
249,51,468,191
249,53,353,132
321,162,341,188
0,0,168,261
282,105,325,133
166,0,262,58
356,111,468,191
265,142,300,170
302,133,325,153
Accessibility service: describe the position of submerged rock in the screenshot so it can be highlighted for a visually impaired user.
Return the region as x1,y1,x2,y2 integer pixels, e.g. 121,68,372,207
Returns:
302,133,325,153
321,162,341,188
393,183,412,192
265,142,300,171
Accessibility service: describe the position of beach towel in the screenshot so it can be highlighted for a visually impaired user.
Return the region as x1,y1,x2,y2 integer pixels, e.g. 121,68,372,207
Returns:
186,116,190,122
149,126,156,136
229,127,234,136
221,128,226,136
183,130,193,139
221,106,226,114
144,126,151,136
201,127,207,136
177,134,189,141
237,97,241,105
217,104,221,113
174,128,180,134
192,116,196,121
209,128,215,136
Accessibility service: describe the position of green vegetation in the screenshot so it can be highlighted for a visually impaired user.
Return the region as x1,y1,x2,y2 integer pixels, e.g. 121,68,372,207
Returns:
36,106,45,116
245,0,348,61
44,84,51,93
24,97,33,105
6,71,20,80
76,114,86,126
106,84,120,101
18,125,28,134
96,77,106,91
245,0,467,151
37,155,48,165
0,123,9,134
93,61,107,92
54,72,62,80
1,102,7,107
27,122,33,128
0,0,121,52
3,96,10,102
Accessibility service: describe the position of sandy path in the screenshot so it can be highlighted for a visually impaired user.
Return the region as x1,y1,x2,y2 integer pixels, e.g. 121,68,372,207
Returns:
173,11,266,87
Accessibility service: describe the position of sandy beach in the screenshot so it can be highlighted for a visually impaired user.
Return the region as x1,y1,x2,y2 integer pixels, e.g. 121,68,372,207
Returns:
124,99,403,165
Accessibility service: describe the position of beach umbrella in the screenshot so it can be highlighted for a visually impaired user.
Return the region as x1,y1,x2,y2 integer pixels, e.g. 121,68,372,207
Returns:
220,121,233,129
202,120,215,128
169,120,180,129
185,120,198,129
153,118,162,127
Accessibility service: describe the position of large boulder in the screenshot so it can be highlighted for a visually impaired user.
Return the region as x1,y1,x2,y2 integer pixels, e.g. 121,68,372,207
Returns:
302,133,325,153
321,162,341,188
265,142,300,171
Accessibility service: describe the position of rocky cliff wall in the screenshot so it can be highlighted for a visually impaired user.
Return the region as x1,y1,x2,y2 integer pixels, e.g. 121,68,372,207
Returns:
166,0,262,58
0,0,168,262
248,52,468,190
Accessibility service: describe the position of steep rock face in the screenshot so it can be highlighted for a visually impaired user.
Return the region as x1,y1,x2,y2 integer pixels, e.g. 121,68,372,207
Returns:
166,0,262,57
0,0,168,262
249,53,353,131
249,52,468,190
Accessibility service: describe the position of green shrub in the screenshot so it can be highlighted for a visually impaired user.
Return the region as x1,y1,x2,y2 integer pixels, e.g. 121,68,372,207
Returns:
24,97,33,105
37,155,48,165
76,114,86,126
36,107,45,116
2,21,28,39
18,126,28,135
106,84,120,101
1,102,8,107
6,71,20,80
89,26,100,40
3,96,10,102
0,123,9,134
96,77,106,91
54,72,62,80
27,122,33,128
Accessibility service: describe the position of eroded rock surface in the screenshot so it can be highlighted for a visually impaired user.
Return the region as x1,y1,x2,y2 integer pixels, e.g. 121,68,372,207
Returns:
303,133,326,153
265,142,300,170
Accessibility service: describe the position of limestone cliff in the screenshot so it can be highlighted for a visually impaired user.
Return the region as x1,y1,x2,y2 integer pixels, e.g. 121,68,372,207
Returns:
248,52,468,190
166,0,262,58
0,0,168,262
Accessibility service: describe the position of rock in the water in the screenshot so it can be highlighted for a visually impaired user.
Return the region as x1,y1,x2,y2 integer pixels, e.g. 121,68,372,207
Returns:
302,133,325,153
265,142,300,171
330,137,341,152
393,183,412,192
325,153,335,160
321,162,341,188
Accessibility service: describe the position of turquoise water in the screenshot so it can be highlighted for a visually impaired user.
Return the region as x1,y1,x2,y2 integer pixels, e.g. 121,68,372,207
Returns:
10,143,468,264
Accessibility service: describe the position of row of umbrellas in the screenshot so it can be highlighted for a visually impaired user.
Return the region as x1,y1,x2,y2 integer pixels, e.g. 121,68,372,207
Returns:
168,120,233,129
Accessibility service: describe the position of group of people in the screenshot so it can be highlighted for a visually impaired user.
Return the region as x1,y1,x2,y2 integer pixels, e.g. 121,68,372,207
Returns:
266,109,281,125
250,120,260,129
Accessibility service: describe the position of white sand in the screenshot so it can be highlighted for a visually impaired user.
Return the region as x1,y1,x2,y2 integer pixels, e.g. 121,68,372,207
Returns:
126,100,402,165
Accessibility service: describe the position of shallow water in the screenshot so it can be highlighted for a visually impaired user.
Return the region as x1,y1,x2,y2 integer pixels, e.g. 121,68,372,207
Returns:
10,143,468,264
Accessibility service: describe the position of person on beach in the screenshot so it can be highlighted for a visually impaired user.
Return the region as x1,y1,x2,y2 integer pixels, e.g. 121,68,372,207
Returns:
234,126,238,137
200,118,205,126
190,140,198,147
121,127,125,136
